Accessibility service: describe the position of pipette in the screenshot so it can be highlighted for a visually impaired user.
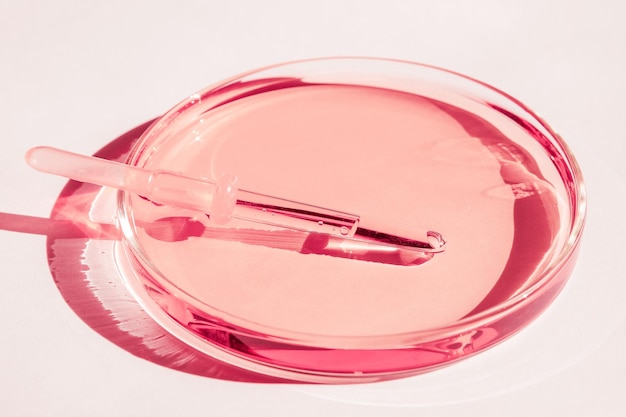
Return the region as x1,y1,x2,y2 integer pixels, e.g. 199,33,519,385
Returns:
25,146,446,260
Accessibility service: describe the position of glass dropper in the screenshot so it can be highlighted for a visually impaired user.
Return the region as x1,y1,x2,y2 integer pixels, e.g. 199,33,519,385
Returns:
26,146,446,261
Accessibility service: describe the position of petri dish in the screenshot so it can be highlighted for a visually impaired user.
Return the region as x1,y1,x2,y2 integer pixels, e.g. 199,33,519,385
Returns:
116,57,586,383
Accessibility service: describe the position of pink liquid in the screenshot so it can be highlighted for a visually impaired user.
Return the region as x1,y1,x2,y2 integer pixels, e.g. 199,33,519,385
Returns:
121,76,576,378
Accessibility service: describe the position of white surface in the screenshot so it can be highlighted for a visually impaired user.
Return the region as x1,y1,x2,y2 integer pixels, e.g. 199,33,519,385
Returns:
1,0,625,415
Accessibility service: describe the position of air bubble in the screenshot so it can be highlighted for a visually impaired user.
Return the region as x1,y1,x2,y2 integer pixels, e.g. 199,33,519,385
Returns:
340,226,349,235
427,231,446,249
484,182,544,200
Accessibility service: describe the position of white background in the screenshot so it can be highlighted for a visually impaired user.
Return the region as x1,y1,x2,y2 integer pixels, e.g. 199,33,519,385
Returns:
1,1,625,415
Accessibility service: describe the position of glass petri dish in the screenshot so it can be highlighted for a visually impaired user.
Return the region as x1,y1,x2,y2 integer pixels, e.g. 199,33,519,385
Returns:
116,57,585,383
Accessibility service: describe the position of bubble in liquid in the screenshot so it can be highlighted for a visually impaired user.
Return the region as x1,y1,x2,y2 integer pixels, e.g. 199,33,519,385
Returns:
340,226,350,235
484,182,544,200
318,221,324,226
427,231,446,249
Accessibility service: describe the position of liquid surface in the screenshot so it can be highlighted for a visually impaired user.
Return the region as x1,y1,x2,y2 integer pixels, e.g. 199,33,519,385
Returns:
126,82,567,342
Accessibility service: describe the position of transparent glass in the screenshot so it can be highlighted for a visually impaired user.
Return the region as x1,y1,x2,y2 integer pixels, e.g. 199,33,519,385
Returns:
116,57,585,383
27,145,447,263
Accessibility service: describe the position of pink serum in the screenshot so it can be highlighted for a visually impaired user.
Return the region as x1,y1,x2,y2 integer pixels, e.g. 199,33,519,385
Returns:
28,58,585,383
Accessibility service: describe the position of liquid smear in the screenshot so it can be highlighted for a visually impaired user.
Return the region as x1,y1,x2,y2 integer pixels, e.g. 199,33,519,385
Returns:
123,80,571,376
